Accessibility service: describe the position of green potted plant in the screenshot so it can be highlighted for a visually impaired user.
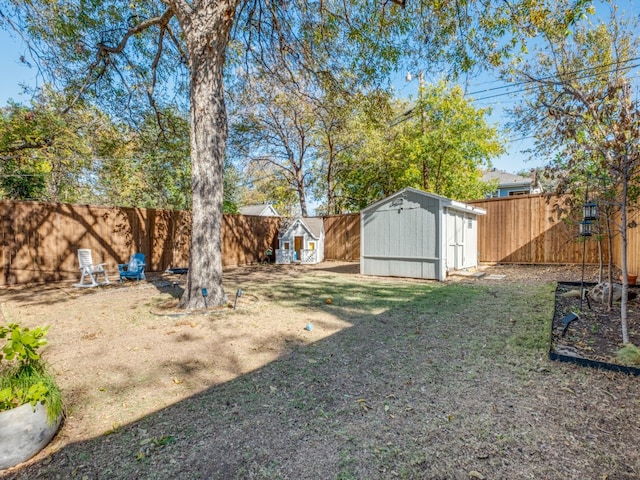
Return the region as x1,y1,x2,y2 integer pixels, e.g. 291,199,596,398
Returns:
0,324,63,470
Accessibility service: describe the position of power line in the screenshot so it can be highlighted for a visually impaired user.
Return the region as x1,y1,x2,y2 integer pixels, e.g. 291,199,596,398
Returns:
503,135,537,144
388,61,640,127
470,62,640,103
390,59,640,127
466,56,640,98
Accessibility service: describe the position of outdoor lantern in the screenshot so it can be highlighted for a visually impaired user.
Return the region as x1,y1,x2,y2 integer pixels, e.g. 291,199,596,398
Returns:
580,220,593,237
583,201,598,221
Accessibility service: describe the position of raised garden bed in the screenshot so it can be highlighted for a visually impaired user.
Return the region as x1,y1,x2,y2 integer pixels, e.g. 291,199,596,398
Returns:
550,281,640,375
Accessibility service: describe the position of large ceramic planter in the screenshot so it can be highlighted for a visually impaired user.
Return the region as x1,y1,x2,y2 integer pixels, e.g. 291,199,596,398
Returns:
620,274,638,285
0,402,60,470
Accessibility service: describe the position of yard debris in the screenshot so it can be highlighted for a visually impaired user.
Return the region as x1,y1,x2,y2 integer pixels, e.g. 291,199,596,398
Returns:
468,471,485,479
485,274,506,280
560,289,581,298
588,282,638,303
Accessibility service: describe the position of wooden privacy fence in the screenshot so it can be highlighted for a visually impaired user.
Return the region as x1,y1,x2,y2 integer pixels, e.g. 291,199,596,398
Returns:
4,194,639,285
609,207,640,276
324,195,609,266
466,195,604,265
0,201,280,286
468,194,640,273
322,213,360,262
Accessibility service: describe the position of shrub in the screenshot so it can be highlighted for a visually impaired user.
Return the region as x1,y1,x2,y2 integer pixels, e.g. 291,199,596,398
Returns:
0,324,63,424
616,343,640,366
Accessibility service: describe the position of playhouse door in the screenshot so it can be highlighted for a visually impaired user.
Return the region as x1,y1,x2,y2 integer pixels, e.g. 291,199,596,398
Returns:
294,236,303,261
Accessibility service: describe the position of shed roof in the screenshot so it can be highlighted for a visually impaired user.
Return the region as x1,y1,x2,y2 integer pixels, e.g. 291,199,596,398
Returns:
362,187,486,216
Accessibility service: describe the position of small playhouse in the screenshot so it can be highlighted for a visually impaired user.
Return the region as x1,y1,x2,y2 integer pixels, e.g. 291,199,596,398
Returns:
276,217,324,264
360,187,486,280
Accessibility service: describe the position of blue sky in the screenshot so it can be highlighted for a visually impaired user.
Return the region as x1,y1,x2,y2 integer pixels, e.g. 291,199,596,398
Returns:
0,29,37,106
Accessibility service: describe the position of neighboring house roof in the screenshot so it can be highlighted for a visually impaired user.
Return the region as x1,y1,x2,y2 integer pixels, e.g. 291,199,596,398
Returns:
239,204,279,216
279,217,324,239
481,169,531,187
362,187,486,216
481,168,542,196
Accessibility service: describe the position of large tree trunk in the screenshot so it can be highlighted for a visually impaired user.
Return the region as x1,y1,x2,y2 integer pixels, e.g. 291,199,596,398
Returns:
177,2,238,309
296,167,308,216
325,135,336,215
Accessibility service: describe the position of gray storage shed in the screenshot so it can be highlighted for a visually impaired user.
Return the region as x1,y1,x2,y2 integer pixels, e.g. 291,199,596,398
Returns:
360,187,486,280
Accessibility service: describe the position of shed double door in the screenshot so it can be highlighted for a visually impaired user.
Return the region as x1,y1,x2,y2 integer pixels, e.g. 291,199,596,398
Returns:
447,212,465,270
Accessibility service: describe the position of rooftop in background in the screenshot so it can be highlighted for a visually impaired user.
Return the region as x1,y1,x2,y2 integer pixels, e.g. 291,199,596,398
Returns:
481,168,542,198
239,204,280,217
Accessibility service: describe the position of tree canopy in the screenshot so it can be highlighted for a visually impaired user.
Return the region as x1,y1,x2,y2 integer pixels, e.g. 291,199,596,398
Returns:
504,0,640,342
0,91,200,209
0,0,594,308
327,82,502,211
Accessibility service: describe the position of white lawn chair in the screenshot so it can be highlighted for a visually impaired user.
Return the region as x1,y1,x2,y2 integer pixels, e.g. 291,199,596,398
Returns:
74,249,110,287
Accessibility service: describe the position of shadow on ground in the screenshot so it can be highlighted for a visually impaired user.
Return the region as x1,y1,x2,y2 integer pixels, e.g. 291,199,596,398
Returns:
2,268,640,480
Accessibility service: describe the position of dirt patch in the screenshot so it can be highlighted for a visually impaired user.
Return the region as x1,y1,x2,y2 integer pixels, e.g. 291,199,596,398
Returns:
0,263,363,450
1,262,639,479
551,282,640,367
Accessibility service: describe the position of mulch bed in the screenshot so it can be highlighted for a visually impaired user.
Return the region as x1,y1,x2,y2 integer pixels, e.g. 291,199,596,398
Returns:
550,281,640,375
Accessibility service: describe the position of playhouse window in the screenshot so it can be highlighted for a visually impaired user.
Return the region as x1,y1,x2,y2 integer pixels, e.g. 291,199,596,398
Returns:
308,242,315,250
283,242,290,250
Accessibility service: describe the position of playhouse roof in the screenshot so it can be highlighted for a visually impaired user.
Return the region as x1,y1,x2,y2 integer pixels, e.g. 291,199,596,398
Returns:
279,217,324,240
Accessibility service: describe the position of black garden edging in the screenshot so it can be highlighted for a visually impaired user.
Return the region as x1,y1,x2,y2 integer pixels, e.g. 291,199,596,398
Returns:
549,281,640,376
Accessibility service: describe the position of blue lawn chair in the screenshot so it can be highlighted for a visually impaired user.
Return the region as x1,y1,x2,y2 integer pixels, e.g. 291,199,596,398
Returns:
118,253,146,282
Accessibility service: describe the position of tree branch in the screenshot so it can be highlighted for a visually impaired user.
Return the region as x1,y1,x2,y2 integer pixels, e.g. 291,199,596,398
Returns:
161,0,192,25
62,8,175,115
4,138,54,153
147,26,166,127
96,9,174,55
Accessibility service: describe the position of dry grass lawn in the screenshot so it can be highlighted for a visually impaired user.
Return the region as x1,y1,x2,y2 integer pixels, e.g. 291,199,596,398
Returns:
0,262,639,479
